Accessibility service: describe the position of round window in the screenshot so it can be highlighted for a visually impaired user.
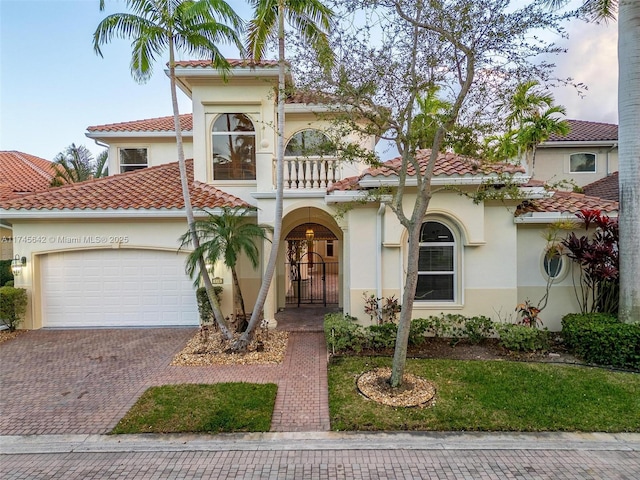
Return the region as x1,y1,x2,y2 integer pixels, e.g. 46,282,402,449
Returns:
543,249,564,279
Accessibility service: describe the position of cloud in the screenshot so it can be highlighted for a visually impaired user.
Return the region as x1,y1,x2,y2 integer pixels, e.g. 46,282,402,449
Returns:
551,21,618,124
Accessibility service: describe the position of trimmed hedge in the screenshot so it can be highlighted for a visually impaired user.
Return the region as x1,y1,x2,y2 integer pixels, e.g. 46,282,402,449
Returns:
195,286,224,325
562,313,640,370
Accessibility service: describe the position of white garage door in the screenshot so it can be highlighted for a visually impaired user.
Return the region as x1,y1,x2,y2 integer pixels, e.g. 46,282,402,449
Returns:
41,249,199,327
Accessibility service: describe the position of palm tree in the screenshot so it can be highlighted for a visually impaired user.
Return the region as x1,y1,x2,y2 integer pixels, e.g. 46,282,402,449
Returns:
234,0,334,348
179,206,270,331
501,80,569,176
93,0,245,339
544,0,638,323
51,144,105,186
411,85,452,150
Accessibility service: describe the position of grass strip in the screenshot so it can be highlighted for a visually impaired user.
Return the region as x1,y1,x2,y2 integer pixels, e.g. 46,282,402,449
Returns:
112,383,277,434
329,357,640,432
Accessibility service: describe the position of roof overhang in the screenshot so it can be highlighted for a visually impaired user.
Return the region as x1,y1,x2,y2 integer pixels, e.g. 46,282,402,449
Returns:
0,208,231,220
85,131,193,140
357,173,531,188
539,140,618,148
514,211,618,224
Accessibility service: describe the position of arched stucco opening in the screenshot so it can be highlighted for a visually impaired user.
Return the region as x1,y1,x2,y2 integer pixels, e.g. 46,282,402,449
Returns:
276,206,343,310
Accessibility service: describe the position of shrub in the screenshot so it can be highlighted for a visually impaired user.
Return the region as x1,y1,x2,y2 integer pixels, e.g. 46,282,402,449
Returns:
0,259,13,287
496,324,550,352
562,313,640,370
324,313,367,353
0,286,28,331
366,323,398,349
408,314,495,346
195,286,223,325
463,315,495,344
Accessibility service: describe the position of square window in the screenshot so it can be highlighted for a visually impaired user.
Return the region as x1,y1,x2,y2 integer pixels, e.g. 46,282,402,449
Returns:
119,148,148,173
570,153,596,173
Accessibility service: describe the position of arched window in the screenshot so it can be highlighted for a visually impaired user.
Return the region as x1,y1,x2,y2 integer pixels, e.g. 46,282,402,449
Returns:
285,129,334,157
569,153,596,173
415,221,456,301
212,113,256,180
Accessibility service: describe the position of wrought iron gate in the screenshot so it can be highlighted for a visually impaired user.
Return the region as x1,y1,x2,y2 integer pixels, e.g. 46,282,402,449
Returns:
286,252,338,306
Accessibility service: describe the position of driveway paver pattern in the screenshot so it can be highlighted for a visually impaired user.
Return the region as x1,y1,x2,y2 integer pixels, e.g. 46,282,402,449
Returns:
0,327,330,435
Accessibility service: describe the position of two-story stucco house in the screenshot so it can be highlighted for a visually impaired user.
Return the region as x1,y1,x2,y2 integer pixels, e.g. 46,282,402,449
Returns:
0,61,619,332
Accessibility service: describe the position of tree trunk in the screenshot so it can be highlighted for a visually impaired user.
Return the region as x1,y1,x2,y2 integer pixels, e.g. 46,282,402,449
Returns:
169,44,232,339
618,0,640,323
231,267,247,325
234,0,287,349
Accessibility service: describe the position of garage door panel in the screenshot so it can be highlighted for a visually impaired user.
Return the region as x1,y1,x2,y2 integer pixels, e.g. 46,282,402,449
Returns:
41,249,198,327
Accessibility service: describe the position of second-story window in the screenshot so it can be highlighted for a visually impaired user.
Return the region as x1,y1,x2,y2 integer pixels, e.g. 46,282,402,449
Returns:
284,129,337,189
212,113,256,181
570,153,596,173
119,148,147,173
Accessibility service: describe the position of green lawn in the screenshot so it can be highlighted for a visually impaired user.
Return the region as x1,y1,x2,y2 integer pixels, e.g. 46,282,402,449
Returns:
112,383,277,434
329,357,640,432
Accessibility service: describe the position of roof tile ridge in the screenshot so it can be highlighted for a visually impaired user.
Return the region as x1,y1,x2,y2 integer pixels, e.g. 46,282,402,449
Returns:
88,113,193,131
11,151,54,181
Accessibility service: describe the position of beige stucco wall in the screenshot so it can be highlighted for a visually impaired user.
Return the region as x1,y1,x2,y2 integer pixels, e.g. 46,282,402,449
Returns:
345,194,522,326
107,138,194,175
516,225,581,331
534,146,618,187
9,218,238,329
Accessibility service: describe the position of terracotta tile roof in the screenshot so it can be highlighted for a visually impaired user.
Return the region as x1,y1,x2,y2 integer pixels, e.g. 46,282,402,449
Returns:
516,190,618,216
0,151,56,200
87,114,192,133
328,150,525,192
546,119,618,142
0,160,247,212
583,172,619,202
174,59,279,68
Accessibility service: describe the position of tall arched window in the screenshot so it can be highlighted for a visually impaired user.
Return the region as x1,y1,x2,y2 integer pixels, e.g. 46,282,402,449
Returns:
212,113,256,180
416,221,456,301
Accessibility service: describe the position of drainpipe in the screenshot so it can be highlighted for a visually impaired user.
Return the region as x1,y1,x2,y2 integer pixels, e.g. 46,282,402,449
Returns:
376,202,385,320
606,142,618,175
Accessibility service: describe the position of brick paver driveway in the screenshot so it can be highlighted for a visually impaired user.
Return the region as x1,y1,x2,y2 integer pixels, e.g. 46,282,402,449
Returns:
0,329,196,435
0,327,329,435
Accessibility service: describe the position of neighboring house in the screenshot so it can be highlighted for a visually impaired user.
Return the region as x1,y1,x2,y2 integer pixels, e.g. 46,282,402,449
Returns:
0,61,618,331
535,119,618,188
0,151,57,260
583,171,619,202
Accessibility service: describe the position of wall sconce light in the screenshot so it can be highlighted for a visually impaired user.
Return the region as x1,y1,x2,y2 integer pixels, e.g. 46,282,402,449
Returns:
11,255,27,276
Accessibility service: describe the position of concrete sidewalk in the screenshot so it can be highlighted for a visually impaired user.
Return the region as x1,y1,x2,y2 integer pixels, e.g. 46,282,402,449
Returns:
2,431,639,455
2,432,639,480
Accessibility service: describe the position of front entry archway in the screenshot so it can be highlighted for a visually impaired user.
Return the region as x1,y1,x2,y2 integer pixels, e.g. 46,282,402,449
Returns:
285,222,339,307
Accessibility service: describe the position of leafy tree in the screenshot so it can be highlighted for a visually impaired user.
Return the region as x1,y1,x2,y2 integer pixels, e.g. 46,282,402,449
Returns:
296,0,566,387
94,0,244,339
544,1,638,323
180,206,270,331
50,144,108,186
234,0,335,349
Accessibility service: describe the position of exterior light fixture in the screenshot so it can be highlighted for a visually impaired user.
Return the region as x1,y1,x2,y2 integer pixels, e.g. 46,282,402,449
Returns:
11,255,27,276
305,207,314,242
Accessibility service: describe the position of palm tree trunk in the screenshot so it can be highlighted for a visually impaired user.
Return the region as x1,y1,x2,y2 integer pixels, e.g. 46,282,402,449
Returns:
169,43,232,339
618,0,640,323
234,0,286,350
231,267,247,320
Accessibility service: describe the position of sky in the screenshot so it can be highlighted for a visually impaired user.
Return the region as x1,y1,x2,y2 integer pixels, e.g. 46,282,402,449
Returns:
0,0,618,162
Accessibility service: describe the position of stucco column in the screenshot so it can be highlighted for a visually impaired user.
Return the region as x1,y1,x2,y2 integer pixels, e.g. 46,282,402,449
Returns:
341,222,351,315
